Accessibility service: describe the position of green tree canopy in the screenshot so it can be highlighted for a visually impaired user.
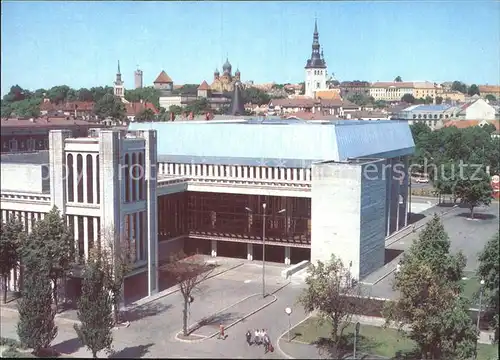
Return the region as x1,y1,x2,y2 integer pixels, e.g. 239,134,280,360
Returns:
467,84,480,96
454,166,492,218
74,256,114,358
401,93,415,104
93,94,126,120
477,233,500,343
23,206,75,311
134,108,156,122
451,81,468,94
242,87,271,106
394,76,403,82
485,94,497,102
17,261,57,355
384,215,476,359
124,86,161,109
0,216,24,303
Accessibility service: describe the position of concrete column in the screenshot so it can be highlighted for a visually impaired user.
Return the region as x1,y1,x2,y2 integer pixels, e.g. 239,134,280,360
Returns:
280,168,285,180
256,167,260,179
403,156,409,228
92,154,98,205
27,212,33,233
249,166,254,179
292,168,297,180
305,169,311,181
247,243,253,261
274,167,279,179
129,153,134,202
286,168,291,180
285,246,291,265
49,130,71,213
299,169,304,181
237,166,242,178
83,154,88,203
143,130,158,296
268,168,273,179
83,216,89,260
72,152,78,203
93,217,99,248
243,166,248,179
135,212,140,262
211,240,217,257
74,215,80,261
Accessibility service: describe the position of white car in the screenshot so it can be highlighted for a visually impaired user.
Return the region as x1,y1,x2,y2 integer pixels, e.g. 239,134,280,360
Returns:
415,177,429,183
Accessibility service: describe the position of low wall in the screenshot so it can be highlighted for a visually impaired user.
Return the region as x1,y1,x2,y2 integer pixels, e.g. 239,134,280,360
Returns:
281,260,309,279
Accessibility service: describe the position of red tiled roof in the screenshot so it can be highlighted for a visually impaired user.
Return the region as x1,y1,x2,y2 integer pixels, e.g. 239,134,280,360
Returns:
371,82,414,88
198,81,210,91
125,102,159,116
40,101,94,112
443,120,500,132
154,71,173,84
1,116,101,128
270,97,354,109
285,111,341,121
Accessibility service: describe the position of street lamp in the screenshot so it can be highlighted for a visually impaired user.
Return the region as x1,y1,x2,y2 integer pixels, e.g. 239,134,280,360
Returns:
285,307,292,342
245,203,286,298
354,322,360,359
474,279,486,360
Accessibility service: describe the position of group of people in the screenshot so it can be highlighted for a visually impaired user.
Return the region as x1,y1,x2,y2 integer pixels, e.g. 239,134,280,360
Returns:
246,329,274,353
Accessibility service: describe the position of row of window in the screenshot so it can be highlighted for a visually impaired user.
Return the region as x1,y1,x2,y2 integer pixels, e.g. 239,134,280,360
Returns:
3,138,48,152
412,113,451,119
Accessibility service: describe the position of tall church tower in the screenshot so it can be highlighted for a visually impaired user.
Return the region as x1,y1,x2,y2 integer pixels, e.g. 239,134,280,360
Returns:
114,60,125,98
304,20,328,98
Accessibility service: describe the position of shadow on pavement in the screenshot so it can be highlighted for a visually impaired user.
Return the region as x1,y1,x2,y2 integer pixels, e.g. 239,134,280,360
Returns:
384,249,403,265
190,311,239,334
52,338,82,355
123,302,172,322
456,212,497,220
109,343,154,358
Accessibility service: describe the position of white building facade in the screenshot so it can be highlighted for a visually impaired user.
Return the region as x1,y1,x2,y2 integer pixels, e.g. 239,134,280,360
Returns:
1,119,414,302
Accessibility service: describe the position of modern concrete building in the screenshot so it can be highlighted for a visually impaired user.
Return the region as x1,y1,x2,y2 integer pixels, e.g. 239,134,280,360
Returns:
1,119,414,302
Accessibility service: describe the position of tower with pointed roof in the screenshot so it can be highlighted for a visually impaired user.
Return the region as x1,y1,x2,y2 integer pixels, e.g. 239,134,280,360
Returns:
304,20,328,98
114,60,125,98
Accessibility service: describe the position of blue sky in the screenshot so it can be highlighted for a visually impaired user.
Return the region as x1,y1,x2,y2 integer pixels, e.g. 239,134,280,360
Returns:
1,1,499,96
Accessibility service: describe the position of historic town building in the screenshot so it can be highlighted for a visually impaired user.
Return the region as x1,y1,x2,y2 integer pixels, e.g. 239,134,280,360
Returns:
210,58,241,93
1,119,414,303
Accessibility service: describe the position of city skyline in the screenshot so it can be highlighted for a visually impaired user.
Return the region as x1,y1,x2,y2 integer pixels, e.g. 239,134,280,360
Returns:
1,1,499,96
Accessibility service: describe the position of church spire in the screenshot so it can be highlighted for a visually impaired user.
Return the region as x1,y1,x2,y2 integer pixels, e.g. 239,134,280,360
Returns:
116,60,122,83
305,19,326,69
117,60,121,75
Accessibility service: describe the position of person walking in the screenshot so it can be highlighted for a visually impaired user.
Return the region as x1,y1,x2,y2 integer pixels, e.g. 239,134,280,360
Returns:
254,329,260,345
246,330,252,346
218,323,225,340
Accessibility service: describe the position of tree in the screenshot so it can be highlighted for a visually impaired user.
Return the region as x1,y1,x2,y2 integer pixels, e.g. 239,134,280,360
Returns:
454,166,492,218
477,233,499,342
424,95,433,104
347,93,371,107
134,108,156,122
74,255,114,358
17,261,57,356
164,252,215,336
77,88,94,102
468,84,480,96
485,94,497,102
169,105,183,116
242,87,271,106
435,96,444,104
451,81,468,94
185,98,210,115
92,229,133,325
46,85,71,104
401,93,416,104
124,86,161,109
297,254,369,358
23,206,75,311
0,217,24,304
394,76,403,82
93,93,126,120
384,215,476,359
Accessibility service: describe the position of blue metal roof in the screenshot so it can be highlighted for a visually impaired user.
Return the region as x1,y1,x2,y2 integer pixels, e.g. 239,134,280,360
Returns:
411,105,451,112
129,119,414,168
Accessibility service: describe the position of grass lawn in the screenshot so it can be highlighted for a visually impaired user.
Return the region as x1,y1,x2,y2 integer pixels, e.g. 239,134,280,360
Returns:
292,317,498,360
461,272,481,304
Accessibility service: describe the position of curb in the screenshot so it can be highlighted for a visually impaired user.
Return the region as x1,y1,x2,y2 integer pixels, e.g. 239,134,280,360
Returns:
126,262,245,309
276,313,313,359
174,292,278,343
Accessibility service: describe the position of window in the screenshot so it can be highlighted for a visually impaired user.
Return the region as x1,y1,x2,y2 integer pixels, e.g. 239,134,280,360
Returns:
316,82,320,89
413,114,417,119
27,138,35,151
8,139,18,152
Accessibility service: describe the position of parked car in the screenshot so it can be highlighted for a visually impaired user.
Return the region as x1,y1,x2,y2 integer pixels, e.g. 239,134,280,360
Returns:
415,177,429,183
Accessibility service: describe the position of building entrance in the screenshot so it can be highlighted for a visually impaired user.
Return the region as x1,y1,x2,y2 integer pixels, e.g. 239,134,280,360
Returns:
217,241,247,259
184,237,211,256
290,247,311,264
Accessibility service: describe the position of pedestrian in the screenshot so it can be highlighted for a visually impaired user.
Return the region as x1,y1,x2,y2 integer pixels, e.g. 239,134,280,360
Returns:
218,323,225,340
254,329,260,345
246,330,252,346
263,334,270,353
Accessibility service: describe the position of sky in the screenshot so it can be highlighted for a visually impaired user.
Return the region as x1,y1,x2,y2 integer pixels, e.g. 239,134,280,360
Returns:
1,1,499,96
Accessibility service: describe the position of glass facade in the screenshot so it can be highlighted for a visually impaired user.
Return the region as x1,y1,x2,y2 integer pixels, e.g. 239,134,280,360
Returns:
158,191,311,246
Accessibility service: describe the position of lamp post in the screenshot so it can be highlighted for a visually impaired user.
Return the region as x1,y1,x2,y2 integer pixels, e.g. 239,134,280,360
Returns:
354,322,360,359
285,307,292,342
474,279,485,360
245,203,286,299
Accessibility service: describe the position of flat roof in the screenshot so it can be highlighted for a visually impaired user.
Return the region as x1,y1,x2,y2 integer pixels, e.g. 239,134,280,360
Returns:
0,151,49,165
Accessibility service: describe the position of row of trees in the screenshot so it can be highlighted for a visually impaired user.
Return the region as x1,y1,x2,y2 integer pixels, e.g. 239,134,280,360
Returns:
299,216,499,359
0,207,132,357
410,122,498,216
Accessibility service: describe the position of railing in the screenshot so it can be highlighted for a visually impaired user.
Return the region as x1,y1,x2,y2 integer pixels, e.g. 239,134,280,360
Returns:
188,230,311,247
157,175,311,191
1,191,51,203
